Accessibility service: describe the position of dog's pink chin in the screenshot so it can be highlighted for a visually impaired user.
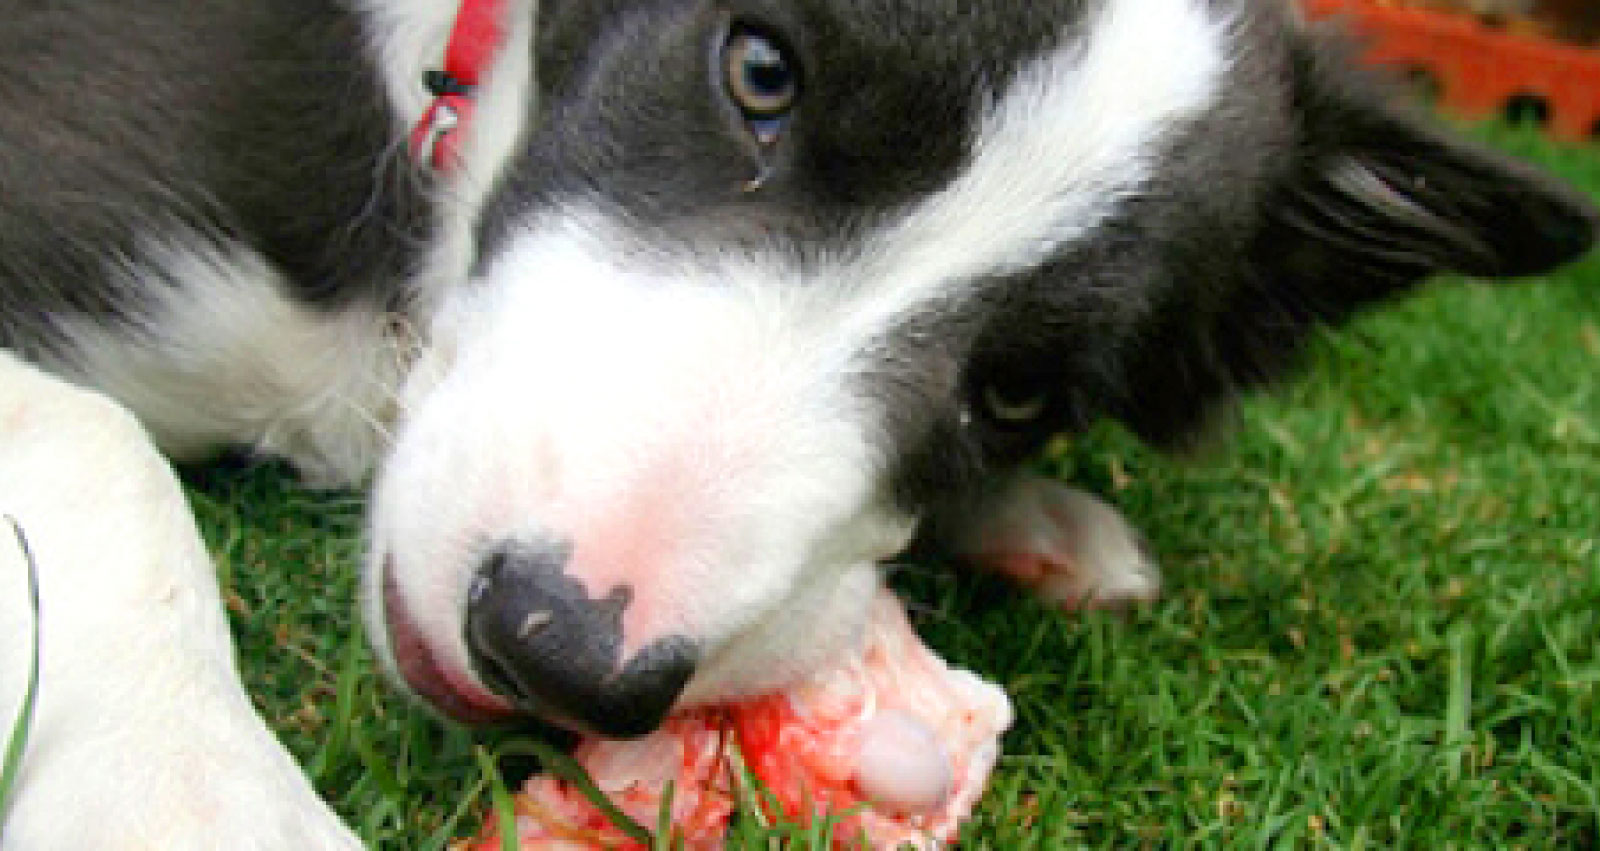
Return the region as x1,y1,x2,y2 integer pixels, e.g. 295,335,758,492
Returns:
382,564,515,725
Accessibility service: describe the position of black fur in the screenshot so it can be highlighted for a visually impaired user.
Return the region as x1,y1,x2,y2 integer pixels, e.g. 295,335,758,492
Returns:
1114,23,1599,446
0,0,433,363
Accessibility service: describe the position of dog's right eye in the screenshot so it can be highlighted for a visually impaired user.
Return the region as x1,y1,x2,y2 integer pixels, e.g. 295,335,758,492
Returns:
723,26,799,141
970,377,1053,434
981,384,1048,425
979,383,1049,428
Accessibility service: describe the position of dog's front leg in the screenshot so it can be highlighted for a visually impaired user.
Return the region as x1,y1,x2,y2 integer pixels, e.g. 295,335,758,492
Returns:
946,474,1162,612
0,352,360,850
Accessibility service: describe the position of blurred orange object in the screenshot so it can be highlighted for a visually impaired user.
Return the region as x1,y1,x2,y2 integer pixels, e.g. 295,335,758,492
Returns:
1305,0,1600,140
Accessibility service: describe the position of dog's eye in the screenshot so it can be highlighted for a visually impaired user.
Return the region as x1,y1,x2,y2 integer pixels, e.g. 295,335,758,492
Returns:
724,27,798,128
979,383,1049,426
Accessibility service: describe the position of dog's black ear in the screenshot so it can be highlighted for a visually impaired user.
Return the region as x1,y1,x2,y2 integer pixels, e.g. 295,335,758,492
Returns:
1115,37,1596,447
1274,38,1598,289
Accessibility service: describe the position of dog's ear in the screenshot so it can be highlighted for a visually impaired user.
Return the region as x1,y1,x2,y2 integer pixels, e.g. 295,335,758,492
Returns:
1271,37,1597,292
1115,36,1596,447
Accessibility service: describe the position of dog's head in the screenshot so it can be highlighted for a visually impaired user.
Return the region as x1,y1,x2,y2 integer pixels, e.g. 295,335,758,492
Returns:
366,0,1596,735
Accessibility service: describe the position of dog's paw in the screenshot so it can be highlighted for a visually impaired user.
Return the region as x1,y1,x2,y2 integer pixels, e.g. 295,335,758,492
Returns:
2,717,364,851
0,351,363,851
954,475,1160,612
0,620,362,851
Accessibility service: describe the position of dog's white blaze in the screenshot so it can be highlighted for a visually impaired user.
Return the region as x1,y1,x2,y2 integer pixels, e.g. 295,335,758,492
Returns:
830,0,1231,347
374,215,918,693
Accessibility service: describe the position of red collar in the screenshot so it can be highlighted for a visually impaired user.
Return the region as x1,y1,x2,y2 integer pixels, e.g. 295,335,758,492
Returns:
409,0,509,171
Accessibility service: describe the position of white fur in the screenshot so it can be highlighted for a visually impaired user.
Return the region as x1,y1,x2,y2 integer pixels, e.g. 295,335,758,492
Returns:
370,218,919,703
0,352,359,850
48,233,403,485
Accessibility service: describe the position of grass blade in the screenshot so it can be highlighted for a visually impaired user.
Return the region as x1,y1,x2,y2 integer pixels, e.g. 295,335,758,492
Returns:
473,746,521,851
0,517,42,829
498,736,654,844
653,780,676,851
419,772,492,851
1445,623,1473,784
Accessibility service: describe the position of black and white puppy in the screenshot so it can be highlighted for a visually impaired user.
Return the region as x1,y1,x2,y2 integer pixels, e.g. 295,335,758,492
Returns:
0,0,1593,845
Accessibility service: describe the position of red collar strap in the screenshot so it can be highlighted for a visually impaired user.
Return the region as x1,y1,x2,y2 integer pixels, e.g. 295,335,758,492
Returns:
409,0,509,171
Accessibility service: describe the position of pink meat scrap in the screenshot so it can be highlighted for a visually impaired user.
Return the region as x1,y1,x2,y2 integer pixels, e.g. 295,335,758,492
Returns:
460,589,1013,849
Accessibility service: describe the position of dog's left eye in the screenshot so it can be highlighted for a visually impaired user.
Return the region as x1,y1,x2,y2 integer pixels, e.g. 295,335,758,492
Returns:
724,27,798,131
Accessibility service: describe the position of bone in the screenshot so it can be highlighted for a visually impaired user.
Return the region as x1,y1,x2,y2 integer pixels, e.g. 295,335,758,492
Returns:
852,709,954,815
461,586,1013,849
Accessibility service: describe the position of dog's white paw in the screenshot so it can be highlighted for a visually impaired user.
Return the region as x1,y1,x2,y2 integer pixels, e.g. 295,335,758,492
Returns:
0,697,363,851
954,475,1161,611
0,352,361,850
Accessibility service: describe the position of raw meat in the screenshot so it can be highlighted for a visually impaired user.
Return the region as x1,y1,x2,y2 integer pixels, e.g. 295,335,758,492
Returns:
459,589,1013,849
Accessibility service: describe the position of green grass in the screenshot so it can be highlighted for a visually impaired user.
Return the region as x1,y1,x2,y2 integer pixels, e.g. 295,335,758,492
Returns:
185,123,1599,849
0,519,42,827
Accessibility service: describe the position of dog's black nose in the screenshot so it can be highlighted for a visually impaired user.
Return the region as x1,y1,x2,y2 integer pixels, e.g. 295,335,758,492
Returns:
463,543,697,738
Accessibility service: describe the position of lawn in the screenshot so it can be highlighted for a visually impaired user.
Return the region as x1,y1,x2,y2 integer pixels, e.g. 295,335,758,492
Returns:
189,123,1599,849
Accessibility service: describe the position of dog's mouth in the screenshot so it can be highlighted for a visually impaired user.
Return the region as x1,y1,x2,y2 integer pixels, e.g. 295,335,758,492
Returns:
380,560,516,726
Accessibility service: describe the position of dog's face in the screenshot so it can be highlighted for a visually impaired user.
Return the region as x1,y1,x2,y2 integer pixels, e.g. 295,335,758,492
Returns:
367,0,1596,735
